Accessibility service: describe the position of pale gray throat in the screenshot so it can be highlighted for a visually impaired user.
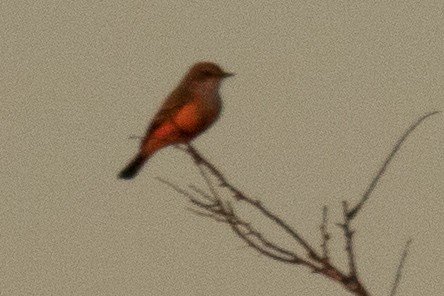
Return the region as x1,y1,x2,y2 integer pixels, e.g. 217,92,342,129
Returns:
193,78,223,108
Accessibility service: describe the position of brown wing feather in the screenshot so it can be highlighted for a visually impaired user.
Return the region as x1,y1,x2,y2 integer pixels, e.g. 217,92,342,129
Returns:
144,85,192,136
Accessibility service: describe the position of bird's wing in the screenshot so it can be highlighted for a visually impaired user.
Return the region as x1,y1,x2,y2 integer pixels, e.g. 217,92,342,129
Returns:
145,88,191,136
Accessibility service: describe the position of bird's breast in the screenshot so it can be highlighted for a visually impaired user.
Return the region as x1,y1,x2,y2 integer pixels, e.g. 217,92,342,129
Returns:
173,93,221,134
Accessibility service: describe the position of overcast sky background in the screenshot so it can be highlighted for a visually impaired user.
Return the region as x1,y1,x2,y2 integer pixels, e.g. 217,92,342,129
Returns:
1,1,443,295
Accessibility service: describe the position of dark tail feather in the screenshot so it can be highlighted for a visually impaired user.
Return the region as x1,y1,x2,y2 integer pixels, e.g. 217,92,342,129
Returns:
118,154,148,180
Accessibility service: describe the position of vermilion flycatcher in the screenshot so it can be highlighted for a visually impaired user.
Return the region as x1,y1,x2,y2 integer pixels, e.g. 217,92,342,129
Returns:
118,62,234,179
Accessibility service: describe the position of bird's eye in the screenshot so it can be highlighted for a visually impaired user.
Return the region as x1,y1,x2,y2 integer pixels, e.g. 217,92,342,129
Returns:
202,70,213,77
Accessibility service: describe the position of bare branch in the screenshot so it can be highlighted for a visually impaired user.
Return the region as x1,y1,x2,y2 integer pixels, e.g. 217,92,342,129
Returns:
157,177,222,214
341,201,358,279
185,144,322,261
156,177,195,200
348,111,441,219
195,158,221,201
186,207,228,223
227,213,306,264
320,206,330,260
179,146,372,295
189,185,215,202
389,239,413,296
156,112,438,296
161,175,313,265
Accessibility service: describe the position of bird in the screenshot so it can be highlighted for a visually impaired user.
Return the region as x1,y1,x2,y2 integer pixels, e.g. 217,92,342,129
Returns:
118,62,234,179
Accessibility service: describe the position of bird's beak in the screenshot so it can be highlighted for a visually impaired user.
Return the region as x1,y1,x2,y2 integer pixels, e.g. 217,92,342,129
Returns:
222,72,235,78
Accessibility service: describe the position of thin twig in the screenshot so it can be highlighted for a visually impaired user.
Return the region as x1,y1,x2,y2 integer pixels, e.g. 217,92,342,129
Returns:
159,112,437,296
186,207,228,223
196,160,221,201
185,144,322,261
189,185,215,202
341,201,358,279
156,177,195,200
348,111,441,220
158,177,219,211
232,221,302,262
320,206,330,260
229,221,305,264
159,174,308,264
389,239,413,296
163,145,373,295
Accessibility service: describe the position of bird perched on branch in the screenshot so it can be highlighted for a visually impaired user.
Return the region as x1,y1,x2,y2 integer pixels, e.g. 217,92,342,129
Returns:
118,62,234,179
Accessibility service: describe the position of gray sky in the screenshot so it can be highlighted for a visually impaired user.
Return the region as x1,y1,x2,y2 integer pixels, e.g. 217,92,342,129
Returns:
1,1,443,295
